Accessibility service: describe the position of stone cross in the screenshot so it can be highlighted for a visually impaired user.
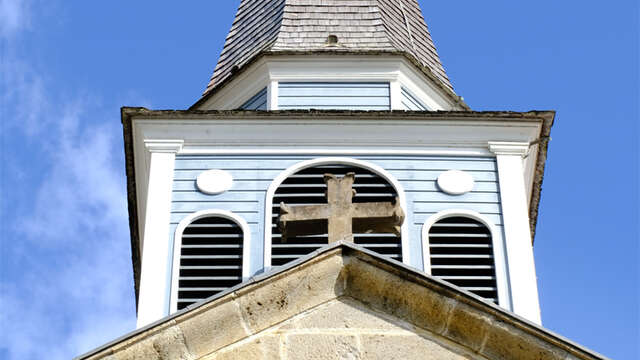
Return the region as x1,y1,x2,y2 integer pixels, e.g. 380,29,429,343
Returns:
278,173,404,243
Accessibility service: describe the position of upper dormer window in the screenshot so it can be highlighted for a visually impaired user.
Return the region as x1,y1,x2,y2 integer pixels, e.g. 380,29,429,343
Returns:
278,82,391,110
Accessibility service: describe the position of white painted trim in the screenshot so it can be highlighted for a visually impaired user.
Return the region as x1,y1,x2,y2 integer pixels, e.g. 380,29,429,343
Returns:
523,143,539,206
489,141,541,324
267,80,278,110
420,209,511,310
136,149,178,328
169,209,252,314
178,148,494,156
389,79,403,110
144,139,184,153
263,157,410,271
199,60,270,110
179,148,494,156
488,141,530,157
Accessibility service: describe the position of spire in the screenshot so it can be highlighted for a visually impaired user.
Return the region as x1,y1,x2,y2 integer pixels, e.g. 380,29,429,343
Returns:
204,0,453,99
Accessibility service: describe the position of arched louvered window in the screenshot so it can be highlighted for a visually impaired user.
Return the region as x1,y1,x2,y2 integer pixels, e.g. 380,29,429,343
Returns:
427,216,499,303
171,211,249,311
271,163,402,267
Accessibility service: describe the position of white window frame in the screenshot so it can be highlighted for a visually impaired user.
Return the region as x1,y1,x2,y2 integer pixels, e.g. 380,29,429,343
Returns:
169,209,251,313
421,209,511,309
264,157,409,270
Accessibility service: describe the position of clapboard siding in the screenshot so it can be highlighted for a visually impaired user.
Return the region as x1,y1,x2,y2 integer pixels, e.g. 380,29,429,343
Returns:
174,169,498,182
173,179,500,193
171,155,504,274
240,88,267,110
401,87,429,111
278,82,390,110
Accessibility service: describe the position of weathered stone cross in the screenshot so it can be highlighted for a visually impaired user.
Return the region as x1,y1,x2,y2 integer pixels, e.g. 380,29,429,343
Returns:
278,173,405,243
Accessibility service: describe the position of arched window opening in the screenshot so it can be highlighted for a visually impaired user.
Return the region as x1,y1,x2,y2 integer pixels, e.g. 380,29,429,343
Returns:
428,216,498,303
271,164,402,267
175,215,244,310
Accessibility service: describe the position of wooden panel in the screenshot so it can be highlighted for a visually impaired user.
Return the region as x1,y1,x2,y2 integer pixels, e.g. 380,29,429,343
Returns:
174,169,498,182
278,82,390,110
172,201,259,213
171,212,261,225
174,158,497,172
171,154,503,271
172,191,264,202
413,202,502,215
173,179,272,192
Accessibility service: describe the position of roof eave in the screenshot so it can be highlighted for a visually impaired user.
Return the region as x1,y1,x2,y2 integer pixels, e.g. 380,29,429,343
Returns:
190,51,470,111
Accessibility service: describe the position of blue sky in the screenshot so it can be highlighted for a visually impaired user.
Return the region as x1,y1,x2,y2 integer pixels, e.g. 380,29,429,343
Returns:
0,0,637,359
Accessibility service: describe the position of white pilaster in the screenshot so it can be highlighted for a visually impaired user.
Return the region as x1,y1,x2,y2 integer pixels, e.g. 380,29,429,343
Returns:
489,141,541,325
389,79,403,110
267,80,278,110
137,139,183,328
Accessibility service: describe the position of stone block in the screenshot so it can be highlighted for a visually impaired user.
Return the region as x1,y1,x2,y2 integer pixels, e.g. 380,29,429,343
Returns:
176,298,249,358
113,323,193,360
293,297,410,332
480,321,568,360
205,335,280,360
444,302,491,352
359,334,469,360
237,251,346,333
285,334,361,360
345,257,455,335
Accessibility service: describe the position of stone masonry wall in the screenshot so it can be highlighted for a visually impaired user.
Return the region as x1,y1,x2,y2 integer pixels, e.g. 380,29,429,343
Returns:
204,297,479,360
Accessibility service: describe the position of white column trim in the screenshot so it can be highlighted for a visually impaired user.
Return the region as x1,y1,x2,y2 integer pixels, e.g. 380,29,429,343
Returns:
169,209,251,313
263,157,410,271
267,80,278,110
389,79,403,110
489,141,541,324
136,141,181,328
144,139,184,153
488,141,530,157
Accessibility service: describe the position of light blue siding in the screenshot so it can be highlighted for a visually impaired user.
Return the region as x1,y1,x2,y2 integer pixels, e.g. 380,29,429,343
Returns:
240,87,267,110
401,87,429,111
278,82,391,110
171,155,504,277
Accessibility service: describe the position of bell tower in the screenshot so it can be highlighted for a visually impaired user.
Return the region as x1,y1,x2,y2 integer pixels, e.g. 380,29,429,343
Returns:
124,0,552,329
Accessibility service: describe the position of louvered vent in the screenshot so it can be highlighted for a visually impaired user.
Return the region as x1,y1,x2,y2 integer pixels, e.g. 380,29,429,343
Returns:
177,216,243,310
272,164,402,267
429,216,498,303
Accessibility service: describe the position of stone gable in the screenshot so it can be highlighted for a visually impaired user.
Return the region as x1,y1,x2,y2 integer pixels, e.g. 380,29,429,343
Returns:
77,243,606,360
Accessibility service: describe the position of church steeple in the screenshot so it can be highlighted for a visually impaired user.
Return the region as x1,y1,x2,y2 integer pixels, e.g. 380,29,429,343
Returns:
124,0,550,331
194,0,465,110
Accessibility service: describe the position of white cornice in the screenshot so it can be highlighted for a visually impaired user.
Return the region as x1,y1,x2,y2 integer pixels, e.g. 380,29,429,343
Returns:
144,139,184,153
488,142,530,157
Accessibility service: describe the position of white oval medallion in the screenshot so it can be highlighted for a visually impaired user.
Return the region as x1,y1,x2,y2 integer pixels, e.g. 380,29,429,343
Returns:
196,170,233,195
437,170,474,195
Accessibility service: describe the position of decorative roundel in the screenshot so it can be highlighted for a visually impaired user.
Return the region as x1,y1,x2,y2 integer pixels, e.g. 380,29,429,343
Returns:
437,170,474,195
196,170,233,195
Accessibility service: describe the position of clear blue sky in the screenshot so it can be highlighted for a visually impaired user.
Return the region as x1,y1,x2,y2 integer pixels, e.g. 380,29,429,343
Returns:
1,1,638,359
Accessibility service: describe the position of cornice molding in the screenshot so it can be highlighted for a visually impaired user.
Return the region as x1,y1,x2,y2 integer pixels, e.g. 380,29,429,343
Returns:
144,139,184,153
488,141,530,157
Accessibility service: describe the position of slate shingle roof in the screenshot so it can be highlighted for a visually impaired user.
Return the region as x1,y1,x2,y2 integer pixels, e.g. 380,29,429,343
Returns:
203,0,454,99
